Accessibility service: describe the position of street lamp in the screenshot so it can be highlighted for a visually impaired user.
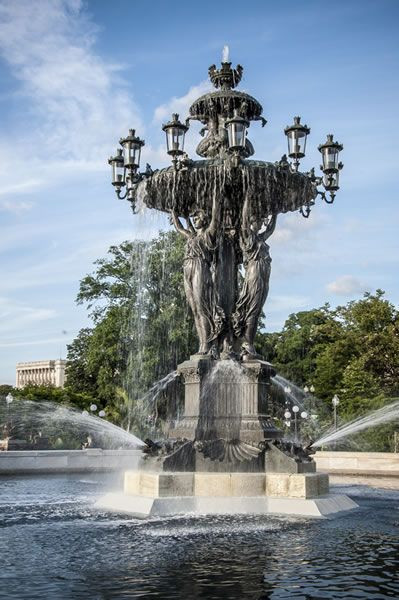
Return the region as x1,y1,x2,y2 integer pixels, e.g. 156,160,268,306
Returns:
284,116,310,172
318,135,343,204
225,110,250,153
292,405,299,440
109,129,145,204
120,128,144,171
108,149,125,189
332,394,340,430
162,113,189,166
291,406,308,442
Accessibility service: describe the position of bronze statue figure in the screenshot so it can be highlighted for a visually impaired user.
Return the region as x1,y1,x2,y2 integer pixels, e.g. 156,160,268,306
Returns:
232,194,277,359
171,194,224,355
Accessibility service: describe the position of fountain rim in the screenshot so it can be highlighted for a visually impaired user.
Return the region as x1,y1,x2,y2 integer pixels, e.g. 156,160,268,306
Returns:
189,89,263,118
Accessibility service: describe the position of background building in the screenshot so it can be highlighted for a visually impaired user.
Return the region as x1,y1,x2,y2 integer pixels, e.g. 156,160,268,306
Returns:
16,360,66,389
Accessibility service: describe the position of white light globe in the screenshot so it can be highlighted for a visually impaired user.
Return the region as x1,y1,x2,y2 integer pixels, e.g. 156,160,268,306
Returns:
284,411,291,419
292,405,299,413
90,404,97,412
82,410,89,417
99,410,106,418
301,411,308,419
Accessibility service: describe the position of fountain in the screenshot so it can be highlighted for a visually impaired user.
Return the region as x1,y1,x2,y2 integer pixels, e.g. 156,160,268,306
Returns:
98,54,356,518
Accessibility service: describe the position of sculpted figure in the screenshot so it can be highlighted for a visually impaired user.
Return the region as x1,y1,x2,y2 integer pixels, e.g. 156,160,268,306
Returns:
171,195,224,355
232,195,277,358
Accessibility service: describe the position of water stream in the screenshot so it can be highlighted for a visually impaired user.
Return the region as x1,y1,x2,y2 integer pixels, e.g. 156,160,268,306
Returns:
311,399,399,448
1,399,144,449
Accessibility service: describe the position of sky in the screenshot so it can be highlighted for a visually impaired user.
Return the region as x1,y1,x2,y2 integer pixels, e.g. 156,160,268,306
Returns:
0,0,398,384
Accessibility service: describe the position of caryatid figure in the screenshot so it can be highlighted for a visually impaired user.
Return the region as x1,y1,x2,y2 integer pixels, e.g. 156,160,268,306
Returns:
171,195,224,355
232,195,277,359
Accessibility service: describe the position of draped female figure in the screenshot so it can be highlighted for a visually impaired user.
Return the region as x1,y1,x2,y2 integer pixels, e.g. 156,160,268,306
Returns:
171,195,224,355
233,196,277,358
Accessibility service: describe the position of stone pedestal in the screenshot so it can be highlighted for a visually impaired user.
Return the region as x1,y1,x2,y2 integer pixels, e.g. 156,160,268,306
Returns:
95,469,358,518
168,357,281,444
124,470,329,499
95,355,358,519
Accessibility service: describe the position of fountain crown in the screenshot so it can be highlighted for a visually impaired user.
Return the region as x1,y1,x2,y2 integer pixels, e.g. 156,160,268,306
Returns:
208,61,243,90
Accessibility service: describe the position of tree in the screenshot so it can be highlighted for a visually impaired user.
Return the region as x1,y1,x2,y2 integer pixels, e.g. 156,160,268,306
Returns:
66,231,195,428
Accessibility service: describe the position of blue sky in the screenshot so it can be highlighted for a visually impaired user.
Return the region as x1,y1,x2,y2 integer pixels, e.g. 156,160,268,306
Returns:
0,0,398,384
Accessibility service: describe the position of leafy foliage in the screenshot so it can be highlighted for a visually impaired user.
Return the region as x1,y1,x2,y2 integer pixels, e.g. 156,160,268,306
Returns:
65,231,195,428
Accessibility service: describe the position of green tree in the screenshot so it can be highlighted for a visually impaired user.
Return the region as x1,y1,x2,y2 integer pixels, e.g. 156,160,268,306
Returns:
66,231,195,429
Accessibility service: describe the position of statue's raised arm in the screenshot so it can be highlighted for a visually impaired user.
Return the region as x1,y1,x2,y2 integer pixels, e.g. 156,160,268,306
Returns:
260,214,277,242
171,209,192,239
207,191,223,239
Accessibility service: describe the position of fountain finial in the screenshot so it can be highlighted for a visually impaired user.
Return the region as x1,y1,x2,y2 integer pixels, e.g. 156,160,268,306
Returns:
208,57,243,90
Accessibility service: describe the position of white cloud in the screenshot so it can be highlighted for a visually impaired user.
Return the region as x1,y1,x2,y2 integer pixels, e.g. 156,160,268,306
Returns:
326,275,370,296
0,199,34,214
153,80,211,123
0,0,141,190
0,297,56,335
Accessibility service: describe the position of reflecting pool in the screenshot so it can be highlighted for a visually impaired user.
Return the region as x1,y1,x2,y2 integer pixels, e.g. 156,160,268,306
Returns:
1,474,398,599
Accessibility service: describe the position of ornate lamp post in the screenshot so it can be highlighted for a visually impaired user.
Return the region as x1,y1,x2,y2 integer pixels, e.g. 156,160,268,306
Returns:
284,116,310,172
318,135,344,204
162,113,189,167
109,129,145,203
291,405,308,442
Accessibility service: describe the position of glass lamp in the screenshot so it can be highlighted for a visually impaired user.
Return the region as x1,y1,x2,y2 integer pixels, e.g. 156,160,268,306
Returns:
225,110,249,150
119,129,144,170
318,134,343,173
162,114,188,157
284,116,310,162
108,149,125,187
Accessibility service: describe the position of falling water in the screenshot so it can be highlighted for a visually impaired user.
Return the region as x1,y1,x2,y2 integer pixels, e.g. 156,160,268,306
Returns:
135,370,180,435
0,399,145,449
311,399,399,448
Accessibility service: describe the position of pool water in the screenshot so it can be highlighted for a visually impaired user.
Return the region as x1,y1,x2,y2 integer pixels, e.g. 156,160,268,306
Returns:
0,474,398,599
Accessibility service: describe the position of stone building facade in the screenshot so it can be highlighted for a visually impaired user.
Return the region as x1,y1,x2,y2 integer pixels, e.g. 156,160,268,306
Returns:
15,360,66,389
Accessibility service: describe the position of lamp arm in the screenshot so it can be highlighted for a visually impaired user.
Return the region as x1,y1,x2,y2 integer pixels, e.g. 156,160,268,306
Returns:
116,189,128,200
252,116,267,127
